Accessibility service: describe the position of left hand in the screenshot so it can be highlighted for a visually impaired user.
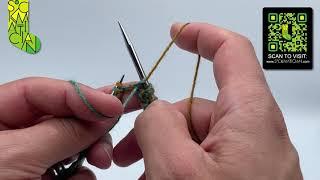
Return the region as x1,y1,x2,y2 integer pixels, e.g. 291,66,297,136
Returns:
0,77,139,180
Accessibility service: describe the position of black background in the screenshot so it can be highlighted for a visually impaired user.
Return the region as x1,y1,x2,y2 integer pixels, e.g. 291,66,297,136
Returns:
263,7,313,70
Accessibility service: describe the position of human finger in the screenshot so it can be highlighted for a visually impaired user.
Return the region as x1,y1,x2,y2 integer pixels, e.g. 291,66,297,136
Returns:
171,22,267,90
113,98,216,167
98,83,142,114
113,129,142,167
0,117,113,169
134,100,205,178
0,77,123,128
86,134,113,169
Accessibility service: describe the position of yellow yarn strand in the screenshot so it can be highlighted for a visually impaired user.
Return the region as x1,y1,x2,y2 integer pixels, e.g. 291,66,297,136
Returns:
145,23,190,81
188,55,201,143
143,22,201,143
57,23,202,179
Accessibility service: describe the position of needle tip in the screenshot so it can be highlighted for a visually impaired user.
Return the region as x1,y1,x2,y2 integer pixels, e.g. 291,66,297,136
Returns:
117,21,124,31
120,74,125,83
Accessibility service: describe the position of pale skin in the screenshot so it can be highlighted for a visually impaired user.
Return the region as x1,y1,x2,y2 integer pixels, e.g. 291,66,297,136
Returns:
0,77,132,179
113,23,303,180
0,22,302,180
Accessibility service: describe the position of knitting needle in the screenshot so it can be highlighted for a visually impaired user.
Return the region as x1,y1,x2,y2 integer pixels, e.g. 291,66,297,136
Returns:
118,21,149,83
111,74,125,96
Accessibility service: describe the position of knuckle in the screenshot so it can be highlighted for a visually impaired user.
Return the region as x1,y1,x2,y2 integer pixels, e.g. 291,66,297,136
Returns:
19,77,40,82
225,34,254,52
134,111,149,130
269,104,290,138
134,100,176,131
235,34,254,47
174,111,186,122
134,108,159,131
149,100,171,109
165,157,199,179
190,97,202,102
19,77,47,84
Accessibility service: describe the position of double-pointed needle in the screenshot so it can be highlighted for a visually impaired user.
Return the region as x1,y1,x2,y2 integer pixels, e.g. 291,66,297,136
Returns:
111,74,125,96
118,21,149,84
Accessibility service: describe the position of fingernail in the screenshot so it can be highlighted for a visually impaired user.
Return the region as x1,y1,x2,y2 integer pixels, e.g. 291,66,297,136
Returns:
103,144,113,167
172,22,184,29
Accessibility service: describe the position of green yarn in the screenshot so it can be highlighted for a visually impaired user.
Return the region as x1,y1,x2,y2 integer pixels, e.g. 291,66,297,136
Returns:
64,80,157,180
113,80,157,109
53,23,191,179
69,80,157,119
136,82,157,109
69,80,111,118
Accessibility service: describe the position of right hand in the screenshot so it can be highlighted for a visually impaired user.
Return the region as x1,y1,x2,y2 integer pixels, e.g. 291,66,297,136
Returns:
113,23,303,180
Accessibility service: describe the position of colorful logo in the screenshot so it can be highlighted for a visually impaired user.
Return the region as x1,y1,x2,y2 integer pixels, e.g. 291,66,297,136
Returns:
263,8,313,69
8,0,41,54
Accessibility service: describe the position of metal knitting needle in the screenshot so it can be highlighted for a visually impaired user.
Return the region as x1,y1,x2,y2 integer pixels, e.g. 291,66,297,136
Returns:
118,21,149,83
111,74,125,96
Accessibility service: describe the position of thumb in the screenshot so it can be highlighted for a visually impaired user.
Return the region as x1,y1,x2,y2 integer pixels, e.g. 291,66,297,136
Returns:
134,100,204,179
1,116,111,170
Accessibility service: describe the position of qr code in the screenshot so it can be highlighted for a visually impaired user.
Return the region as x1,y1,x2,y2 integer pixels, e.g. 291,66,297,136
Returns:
267,13,308,52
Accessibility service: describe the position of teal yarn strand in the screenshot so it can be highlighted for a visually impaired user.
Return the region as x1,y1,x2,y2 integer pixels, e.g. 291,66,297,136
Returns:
55,23,190,179
123,86,139,108
115,80,157,110
107,81,157,132
136,82,157,109
69,80,111,118
69,80,157,120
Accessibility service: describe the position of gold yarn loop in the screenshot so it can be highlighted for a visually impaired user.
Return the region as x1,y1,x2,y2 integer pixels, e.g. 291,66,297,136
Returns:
145,23,190,81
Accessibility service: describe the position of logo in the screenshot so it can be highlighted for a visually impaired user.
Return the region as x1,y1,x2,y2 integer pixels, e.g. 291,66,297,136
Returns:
8,0,41,54
263,8,313,69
